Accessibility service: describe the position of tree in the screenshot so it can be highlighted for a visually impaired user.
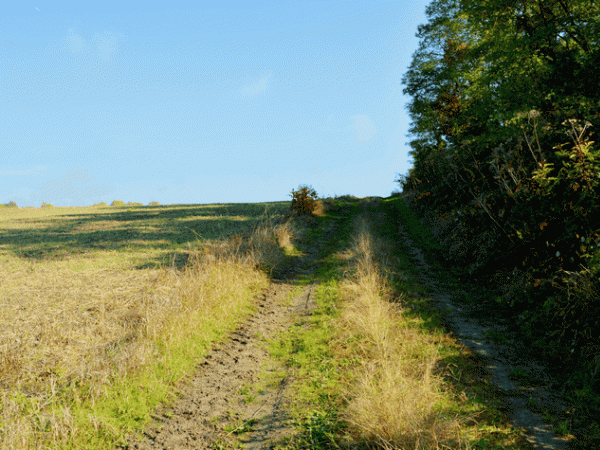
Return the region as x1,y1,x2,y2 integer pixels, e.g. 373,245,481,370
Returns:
399,1,600,431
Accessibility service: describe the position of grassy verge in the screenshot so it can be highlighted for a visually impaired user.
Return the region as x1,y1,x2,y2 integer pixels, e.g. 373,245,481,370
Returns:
268,197,535,449
0,203,297,449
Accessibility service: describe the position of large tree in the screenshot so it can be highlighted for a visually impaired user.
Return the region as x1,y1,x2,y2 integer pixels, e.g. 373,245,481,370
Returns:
402,0,600,163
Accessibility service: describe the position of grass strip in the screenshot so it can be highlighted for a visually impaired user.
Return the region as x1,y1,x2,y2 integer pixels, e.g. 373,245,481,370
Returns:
268,197,533,449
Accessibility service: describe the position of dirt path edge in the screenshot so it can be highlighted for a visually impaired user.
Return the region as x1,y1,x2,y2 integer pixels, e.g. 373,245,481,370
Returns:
394,210,574,450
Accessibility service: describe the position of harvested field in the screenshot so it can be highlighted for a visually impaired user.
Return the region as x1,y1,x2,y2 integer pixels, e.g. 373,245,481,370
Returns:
0,202,295,448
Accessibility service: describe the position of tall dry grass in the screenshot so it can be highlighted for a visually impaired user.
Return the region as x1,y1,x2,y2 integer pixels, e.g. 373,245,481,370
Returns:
338,214,466,450
0,209,297,448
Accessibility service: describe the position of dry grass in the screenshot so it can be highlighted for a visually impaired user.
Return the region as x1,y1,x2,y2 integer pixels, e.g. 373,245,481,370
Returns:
337,215,466,449
0,203,297,448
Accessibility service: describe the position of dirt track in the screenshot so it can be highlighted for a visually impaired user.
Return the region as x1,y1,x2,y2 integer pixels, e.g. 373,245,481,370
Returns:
394,206,574,450
118,200,576,449
119,216,338,450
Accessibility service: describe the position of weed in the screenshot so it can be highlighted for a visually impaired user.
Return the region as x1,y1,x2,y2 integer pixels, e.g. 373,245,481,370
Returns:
238,385,250,397
555,420,570,436
509,367,533,384
225,418,257,434
210,439,233,449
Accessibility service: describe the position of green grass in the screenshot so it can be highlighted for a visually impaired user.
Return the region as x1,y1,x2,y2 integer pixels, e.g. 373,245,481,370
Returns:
262,196,540,449
268,279,350,449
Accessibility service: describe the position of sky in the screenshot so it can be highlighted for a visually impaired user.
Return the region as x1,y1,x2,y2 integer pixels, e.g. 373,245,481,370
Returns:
1,0,431,207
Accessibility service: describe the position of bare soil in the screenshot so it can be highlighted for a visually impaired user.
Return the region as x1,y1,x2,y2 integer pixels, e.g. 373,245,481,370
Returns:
119,215,338,450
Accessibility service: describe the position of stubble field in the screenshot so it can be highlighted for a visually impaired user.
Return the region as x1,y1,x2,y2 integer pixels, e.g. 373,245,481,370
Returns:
0,202,295,448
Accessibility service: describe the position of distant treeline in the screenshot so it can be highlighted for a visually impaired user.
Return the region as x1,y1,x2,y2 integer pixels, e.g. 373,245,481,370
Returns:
399,0,599,429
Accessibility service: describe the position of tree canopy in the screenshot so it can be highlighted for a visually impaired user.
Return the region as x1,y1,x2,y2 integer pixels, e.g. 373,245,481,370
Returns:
399,0,600,438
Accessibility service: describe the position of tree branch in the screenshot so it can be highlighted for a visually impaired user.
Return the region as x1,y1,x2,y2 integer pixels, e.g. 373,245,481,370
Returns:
555,0,592,53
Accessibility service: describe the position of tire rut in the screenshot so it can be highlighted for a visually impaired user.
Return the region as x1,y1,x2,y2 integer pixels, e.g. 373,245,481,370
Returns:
118,216,338,450
395,212,574,450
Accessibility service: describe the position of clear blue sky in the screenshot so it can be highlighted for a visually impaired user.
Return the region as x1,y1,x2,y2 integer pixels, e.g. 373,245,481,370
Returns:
1,0,430,207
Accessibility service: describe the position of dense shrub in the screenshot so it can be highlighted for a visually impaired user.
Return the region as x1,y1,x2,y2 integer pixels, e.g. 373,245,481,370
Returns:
110,200,126,207
92,202,108,207
400,117,600,363
148,201,160,206
41,202,54,208
335,194,358,201
290,185,323,216
2,201,18,208
127,202,144,207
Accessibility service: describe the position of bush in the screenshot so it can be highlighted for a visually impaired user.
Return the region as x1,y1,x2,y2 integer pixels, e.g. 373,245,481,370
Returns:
111,200,126,207
335,194,358,201
290,185,322,216
321,197,337,212
2,201,18,208
92,202,108,207
41,202,54,208
148,201,160,206
127,202,144,207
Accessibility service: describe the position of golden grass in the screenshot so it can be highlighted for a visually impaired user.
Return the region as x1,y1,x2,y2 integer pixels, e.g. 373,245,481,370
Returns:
337,215,466,449
0,203,297,448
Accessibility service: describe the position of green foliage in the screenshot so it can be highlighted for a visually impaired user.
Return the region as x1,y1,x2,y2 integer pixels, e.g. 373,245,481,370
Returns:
127,202,144,207
148,201,160,206
290,185,321,216
2,201,18,208
399,0,600,438
41,202,54,208
93,202,108,207
111,200,126,207
334,194,358,201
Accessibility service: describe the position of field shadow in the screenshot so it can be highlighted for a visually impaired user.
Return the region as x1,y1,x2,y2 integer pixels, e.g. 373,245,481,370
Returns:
0,202,290,267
